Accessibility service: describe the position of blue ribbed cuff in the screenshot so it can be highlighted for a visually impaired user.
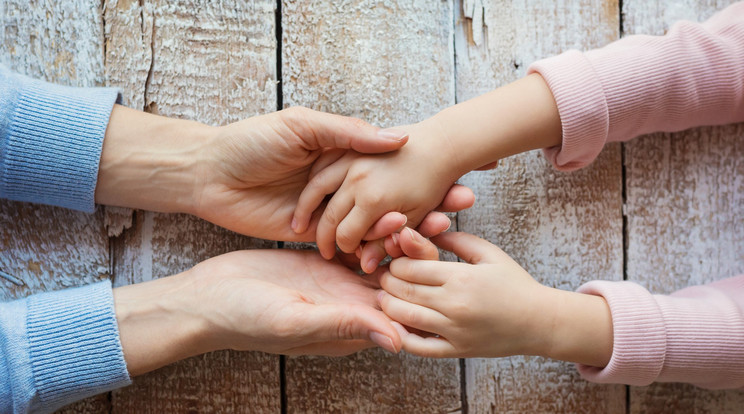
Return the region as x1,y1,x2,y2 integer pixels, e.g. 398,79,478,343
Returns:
26,281,131,412
0,74,120,212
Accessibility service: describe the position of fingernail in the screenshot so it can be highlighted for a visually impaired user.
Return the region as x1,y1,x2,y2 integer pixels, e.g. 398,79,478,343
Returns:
405,227,420,244
377,128,409,142
291,217,298,232
445,219,452,232
369,331,397,353
391,233,399,246
365,258,379,273
377,290,386,303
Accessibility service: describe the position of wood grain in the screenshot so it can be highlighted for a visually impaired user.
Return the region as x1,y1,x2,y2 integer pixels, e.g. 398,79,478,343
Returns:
623,1,744,411
0,2,112,412
281,1,462,412
455,0,626,412
101,1,282,412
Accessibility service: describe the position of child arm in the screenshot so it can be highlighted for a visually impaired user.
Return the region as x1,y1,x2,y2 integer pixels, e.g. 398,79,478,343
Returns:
381,229,744,389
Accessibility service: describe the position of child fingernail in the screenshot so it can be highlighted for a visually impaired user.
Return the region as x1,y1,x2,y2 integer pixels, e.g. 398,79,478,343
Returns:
369,331,397,353
391,233,399,246
405,227,419,244
365,258,380,273
377,128,409,142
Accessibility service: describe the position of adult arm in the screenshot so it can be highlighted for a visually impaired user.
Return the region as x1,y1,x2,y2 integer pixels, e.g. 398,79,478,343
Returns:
0,283,130,413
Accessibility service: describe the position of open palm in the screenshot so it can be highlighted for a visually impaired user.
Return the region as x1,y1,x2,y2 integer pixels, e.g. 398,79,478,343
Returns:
190,248,398,355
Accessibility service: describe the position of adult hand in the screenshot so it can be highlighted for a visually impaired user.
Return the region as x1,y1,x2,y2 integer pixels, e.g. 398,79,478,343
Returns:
114,248,400,376
97,105,473,242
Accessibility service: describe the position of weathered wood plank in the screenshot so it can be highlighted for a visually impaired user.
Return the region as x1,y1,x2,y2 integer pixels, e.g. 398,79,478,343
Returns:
103,1,281,412
282,1,462,412
0,2,112,412
455,0,626,412
624,2,744,411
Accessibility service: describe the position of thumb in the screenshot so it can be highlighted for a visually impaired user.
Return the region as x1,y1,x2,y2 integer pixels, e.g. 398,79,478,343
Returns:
280,107,408,153
303,303,401,353
430,232,511,264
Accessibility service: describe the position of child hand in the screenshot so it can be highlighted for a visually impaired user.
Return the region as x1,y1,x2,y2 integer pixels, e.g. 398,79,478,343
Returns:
378,229,614,366
377,229,553,358
291,120,464,259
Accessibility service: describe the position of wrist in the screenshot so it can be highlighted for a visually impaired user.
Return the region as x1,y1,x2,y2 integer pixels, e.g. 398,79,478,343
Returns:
430,74,562,176
95,105,215,214
540,288,613,367
113,271,213,376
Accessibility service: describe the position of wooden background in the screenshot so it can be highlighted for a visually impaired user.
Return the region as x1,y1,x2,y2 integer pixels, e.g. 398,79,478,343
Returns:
1,0,742,412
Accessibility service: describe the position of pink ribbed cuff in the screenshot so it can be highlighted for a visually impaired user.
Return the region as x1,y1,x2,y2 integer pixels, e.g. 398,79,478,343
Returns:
576,280,666,386
528,50,609,172
653,276,744,389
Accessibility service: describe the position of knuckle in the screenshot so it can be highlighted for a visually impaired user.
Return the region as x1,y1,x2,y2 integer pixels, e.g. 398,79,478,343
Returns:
348,167,370,185
446,298,470,320
322,204,342,226
405,308,419,326
360,191,385,208
336,225,358,250
348,116,370,131
400,280,416,301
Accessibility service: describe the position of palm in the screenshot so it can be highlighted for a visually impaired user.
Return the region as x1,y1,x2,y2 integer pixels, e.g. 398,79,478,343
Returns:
193,249,388,355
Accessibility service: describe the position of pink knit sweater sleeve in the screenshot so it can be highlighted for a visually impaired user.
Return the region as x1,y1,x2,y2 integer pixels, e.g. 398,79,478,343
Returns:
527,3,744,389
528,2,744,171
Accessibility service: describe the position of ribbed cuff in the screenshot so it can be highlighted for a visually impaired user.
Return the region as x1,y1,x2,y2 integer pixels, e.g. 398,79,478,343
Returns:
653,276,744,389
26,281,131,412
528,50,609,172
0,75,120,212
575,280,666,386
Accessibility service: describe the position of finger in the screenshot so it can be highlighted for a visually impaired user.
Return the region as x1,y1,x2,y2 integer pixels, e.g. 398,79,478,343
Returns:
415,212,451,238
431,232,510,265
398,228,439,261
335,205,381,255
436,184,475,212
380,271,441,308
384,233,404,258
391,322,457,358
363,212,407,241
378,291,448,334
474,160,499,171
281,107,409,153
360,238,387,274
316,191,355,259
305,303,401,353
293,154,355,234
309,148,347,180
389,257,448,286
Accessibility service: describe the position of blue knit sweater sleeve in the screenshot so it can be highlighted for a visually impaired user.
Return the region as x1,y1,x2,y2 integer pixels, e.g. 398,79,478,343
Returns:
0,65,131,412
0,282,131,413
0,64,120,212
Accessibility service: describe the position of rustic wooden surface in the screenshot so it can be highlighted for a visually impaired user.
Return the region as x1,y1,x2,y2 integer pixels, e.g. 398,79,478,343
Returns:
1,0,742,413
